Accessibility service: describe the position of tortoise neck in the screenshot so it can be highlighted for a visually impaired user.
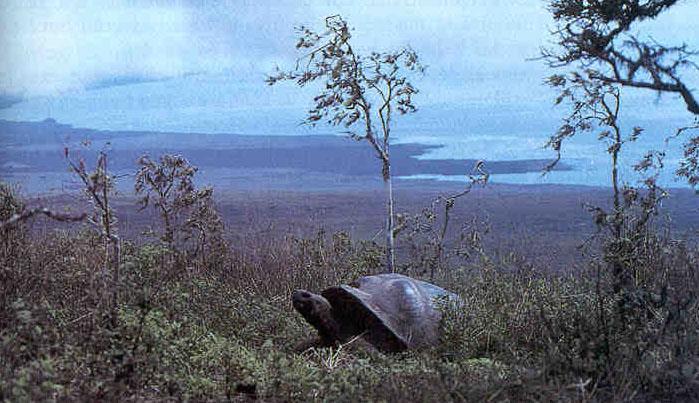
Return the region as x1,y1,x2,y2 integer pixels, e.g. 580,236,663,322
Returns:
301,296,340,344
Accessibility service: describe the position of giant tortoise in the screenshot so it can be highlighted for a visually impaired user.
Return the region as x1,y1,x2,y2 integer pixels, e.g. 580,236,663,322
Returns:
291,273,461,352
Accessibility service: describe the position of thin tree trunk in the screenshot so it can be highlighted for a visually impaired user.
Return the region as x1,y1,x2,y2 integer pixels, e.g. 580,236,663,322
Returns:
384,160,396,273
610,127,629,296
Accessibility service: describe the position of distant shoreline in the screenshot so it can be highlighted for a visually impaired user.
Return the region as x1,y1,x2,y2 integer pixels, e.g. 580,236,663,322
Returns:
0,118,693,193
0,118,576,195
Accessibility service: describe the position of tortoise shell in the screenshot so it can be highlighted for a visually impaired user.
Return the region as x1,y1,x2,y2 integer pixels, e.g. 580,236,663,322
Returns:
294,273,461,352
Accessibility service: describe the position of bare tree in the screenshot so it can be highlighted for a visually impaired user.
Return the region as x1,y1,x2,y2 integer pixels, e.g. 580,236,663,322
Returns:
0,181,85,231
543,0,698,115
135,154,223,260
399,161,488,281
543,0,699,187
66,148,120,324
267,15,425,272
547,70,647,293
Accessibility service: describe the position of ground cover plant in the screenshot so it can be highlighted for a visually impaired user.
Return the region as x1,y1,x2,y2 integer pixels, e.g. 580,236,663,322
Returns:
1,155,698,401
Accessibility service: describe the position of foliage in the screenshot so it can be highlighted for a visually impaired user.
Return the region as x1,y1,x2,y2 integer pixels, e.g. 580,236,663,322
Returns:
544,0,699,188
66,148,121,325
268,14,425,272
135,154,226,264
544,0,698,115
66,149,118,244
546,70,651,295
0,183,27,256
676,117,699,187
266,15,424,141
542,5,699,397
0,182,24,223
399,161,489,281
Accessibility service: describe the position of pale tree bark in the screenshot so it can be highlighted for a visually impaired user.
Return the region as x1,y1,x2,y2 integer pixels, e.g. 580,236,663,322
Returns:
383,159,396,272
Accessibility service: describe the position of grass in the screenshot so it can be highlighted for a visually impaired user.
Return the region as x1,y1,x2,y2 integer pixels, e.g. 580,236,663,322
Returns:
1,182,699,402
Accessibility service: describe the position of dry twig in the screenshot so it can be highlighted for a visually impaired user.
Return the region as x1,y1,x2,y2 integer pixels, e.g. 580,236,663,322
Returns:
0,207,86,230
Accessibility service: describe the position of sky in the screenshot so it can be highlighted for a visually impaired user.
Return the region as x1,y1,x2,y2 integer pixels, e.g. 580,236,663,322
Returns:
0,0,556,100
1,0,694,99
0,0,698,187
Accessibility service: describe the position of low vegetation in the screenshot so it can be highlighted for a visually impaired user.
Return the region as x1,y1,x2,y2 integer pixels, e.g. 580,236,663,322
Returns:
1,166,698,401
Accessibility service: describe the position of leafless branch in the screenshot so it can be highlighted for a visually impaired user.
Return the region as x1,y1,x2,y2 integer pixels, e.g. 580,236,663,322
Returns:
544,0,698,115
0,207,86,230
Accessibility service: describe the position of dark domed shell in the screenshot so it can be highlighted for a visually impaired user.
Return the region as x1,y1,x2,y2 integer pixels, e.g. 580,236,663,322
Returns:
321,273,459,352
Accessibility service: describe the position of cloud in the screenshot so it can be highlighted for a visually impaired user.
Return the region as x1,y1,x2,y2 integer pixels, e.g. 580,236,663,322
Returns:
0,0,555,97
0,0,696,101
84,74,170,91
0,93,22,109
0,0,235,96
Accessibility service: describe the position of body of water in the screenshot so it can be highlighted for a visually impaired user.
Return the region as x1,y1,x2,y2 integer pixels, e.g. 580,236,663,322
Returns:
1,73,696,188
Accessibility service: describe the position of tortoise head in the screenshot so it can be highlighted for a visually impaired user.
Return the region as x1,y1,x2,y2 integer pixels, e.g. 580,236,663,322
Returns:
292,289,340,345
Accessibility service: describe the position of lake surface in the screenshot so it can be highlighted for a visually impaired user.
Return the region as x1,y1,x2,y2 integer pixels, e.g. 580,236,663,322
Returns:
1,73,696,189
